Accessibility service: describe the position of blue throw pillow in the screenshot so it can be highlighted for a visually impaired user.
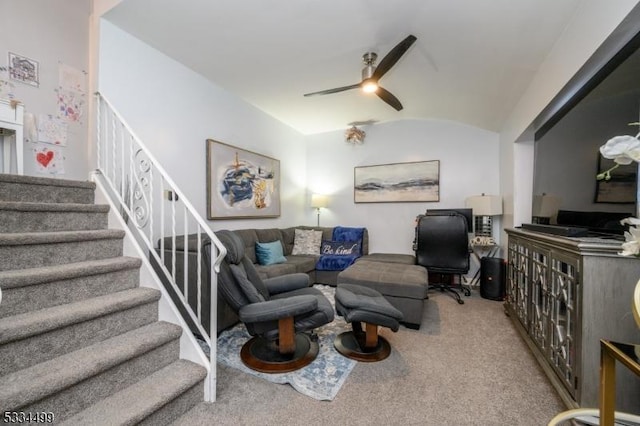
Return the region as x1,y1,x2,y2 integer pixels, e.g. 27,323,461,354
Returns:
255,240,287,266
320,240,361,256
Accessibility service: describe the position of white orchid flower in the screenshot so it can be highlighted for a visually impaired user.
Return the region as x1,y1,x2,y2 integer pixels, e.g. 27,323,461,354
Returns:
620,225,640,257
600,135,640,165
621,217,640,226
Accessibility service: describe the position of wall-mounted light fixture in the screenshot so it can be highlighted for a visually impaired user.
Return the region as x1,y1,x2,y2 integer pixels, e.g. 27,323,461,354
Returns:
311,194,329,226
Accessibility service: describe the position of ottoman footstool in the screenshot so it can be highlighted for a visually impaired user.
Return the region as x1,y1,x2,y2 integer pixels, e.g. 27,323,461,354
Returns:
334,284,404,362
337,259,428,329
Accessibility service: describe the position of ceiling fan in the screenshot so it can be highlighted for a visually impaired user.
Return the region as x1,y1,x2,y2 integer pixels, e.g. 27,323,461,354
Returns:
303,35,417,111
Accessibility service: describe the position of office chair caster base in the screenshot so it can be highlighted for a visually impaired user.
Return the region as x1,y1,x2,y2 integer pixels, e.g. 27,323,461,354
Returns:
240,333,319,373
334,330,392,362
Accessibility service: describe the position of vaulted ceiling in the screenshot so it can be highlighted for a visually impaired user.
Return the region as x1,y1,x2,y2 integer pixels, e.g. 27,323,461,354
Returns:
104,0,584,135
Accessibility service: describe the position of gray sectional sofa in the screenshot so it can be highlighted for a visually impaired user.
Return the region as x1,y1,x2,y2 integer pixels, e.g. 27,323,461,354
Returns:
158,226,369,334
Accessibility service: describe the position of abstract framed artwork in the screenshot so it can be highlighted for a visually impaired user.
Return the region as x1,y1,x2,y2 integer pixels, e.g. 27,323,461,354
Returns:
594,155,637,204
354,160,440,203
206,139,280,219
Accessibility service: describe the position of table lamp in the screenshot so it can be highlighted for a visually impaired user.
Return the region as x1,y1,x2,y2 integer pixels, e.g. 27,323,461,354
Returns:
532,194,561,224
465,194,503,236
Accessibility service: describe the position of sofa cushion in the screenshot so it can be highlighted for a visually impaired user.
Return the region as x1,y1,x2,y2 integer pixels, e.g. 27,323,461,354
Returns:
233,229,259,263
292,229,323,255
284,255,318,274
255,240,287,266
280,227,297,255
255,262,297,278
255,228,285,245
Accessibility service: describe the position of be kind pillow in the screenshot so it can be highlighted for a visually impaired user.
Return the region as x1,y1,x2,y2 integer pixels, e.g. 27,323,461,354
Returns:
292,229,323,255
255,240,287,266
320,240,361,256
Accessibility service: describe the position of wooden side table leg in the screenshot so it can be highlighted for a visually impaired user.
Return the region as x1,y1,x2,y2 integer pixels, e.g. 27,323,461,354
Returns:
600,341,616,426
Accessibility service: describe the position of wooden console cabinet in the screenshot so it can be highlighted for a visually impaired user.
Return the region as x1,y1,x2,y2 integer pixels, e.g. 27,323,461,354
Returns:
505,228,640,414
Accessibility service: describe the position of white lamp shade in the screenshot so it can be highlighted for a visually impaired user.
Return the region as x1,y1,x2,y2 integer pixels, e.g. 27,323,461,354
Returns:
311,194,328,209
532,194,561,217
465,194,503,216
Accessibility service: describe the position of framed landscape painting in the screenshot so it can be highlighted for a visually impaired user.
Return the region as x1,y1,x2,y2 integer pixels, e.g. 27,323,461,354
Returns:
595,155,637,204
206,139,281,219
354,160,440,203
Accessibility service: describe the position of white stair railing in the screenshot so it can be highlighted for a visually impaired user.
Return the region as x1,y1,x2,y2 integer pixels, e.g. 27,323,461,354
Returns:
93,92,226,402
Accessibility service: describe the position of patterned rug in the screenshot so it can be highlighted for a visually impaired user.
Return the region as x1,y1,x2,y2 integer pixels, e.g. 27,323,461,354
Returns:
211,285,356,401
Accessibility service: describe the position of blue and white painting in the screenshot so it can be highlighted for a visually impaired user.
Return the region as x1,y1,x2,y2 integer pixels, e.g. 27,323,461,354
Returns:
207,140,280,219
354,160,439,203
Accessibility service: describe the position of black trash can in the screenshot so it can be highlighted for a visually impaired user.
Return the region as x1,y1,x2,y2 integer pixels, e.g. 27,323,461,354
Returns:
480,257,505,301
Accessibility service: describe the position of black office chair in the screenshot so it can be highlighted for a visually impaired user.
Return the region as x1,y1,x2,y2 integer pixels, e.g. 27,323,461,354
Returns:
414,212,471,304
214,230,335,373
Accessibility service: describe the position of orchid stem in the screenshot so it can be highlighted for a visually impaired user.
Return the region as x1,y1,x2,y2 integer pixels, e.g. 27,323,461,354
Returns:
596,164,620,181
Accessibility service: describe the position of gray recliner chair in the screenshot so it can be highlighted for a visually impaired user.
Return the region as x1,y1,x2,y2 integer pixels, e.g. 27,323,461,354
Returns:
214,230,335,373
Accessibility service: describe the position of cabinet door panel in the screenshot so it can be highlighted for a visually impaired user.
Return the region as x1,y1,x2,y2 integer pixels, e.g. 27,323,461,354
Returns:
530,244,551,354
549,252,579,397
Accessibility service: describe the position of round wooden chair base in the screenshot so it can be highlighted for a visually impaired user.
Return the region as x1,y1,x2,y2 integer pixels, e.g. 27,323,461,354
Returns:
240,333,319,373
334,331,392,362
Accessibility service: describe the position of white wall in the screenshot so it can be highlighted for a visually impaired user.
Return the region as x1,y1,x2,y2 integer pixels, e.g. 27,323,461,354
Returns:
306,119,500,254
499,0,640,237
0,0,91,180
98,21,307,231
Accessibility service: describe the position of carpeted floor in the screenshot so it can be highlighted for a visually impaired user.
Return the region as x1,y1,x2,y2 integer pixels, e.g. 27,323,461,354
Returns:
174,288,565,426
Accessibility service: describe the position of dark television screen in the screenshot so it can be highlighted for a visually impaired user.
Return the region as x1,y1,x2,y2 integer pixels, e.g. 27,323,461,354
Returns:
426,208,473,233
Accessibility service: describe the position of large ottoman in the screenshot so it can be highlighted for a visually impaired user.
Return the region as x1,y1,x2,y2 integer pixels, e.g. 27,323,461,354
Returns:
337,259,428,329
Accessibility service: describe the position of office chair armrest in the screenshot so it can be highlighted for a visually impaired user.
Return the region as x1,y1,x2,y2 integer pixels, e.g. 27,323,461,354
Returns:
264,273,310,295
238,295,318,323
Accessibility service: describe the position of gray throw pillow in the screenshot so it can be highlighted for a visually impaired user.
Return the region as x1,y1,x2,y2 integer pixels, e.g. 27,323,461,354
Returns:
291,229,322,255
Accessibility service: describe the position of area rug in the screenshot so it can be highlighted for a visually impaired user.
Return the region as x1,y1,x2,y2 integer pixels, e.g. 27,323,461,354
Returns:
211,285,356,401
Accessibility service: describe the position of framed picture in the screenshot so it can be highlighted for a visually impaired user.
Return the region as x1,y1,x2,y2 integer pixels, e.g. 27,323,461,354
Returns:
354,160,440,203
595,155,637,204
206,139,280,219
8,52,39,87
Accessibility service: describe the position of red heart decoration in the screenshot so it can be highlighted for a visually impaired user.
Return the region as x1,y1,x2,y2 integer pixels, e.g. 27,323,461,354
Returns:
37,151,54,167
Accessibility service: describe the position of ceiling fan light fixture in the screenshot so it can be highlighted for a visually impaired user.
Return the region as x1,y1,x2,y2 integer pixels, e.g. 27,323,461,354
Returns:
362,79,378,93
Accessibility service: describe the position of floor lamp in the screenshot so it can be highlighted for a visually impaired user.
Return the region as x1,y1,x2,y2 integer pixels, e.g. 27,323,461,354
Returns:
311,194,328,226
465,194,503,236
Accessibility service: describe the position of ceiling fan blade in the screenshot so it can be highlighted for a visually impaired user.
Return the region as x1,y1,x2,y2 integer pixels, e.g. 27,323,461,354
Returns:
376,87,403,111
372,35,417,81
303,83,361,97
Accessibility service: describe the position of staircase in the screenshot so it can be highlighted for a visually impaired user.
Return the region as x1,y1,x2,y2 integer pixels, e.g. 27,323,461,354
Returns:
0,173,207,424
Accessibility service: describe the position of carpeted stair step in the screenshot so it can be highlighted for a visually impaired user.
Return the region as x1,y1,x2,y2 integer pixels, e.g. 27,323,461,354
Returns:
0,173,95,204
0,321,183,420
0,201,110,233
0,287,161,375
0,229,125,271
60,359,207,426
0,257,142,318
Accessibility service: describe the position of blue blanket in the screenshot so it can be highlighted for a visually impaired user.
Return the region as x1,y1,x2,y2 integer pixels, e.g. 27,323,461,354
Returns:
315,227,365,271
332,226,365,244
